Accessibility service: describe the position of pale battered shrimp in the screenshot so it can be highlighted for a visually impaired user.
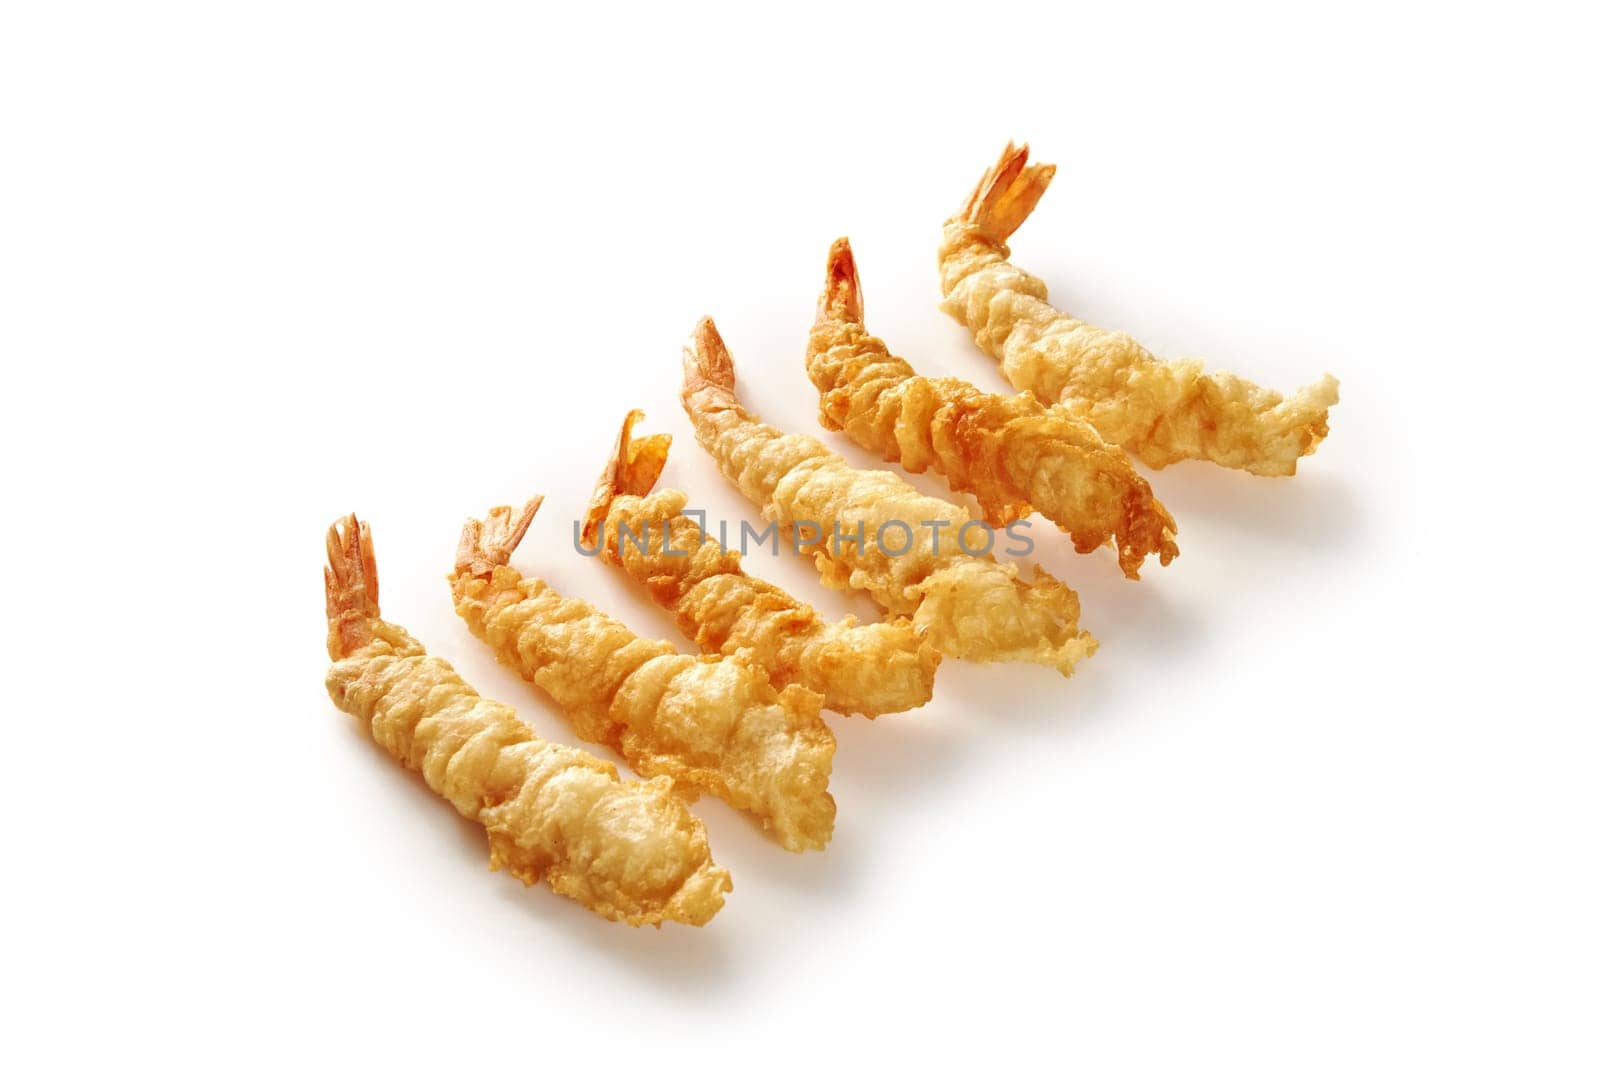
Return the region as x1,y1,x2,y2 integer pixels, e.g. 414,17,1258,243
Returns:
581,409,940,717
682,317,1096,676
450,497,836,852
938,142,1340,476
323,514,730,927
809,237,1179,580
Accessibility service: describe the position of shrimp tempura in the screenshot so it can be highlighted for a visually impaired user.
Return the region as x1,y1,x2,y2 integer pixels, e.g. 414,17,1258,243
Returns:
809,237,1178,579
582,408,940,717
450,497,836,852
323,514,730,926
682,316,1096,675
938,142,1340,475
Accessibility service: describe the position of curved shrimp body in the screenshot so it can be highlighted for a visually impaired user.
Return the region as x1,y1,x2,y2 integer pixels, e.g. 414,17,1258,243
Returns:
450,499,835,852
809,237,1178,580
938,143,1340,476
323,514,730,926
682,317,1096,675
582,410,939,717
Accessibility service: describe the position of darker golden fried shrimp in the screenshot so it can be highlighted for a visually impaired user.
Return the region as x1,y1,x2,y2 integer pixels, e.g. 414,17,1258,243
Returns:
808,237,1178,579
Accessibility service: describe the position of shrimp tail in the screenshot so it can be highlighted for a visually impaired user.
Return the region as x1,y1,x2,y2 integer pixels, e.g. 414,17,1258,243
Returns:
817,237,865,325
582,410,671,551
682,316,740,410
456,496,543,579
960,141,1056,245
325,513,381,659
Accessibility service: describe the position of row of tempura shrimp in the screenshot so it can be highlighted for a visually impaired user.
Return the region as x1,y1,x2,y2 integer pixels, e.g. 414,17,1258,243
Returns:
323,143,1340,926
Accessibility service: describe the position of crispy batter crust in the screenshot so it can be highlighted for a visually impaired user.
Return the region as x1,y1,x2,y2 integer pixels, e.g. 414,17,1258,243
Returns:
450,499,836,851
808,237,1178,579
582,409,940,717
682,318,1096,675
323,514,730,927
938,142,1340,475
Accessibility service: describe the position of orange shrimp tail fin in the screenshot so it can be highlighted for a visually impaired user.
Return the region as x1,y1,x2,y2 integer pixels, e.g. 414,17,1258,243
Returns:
582,409,671,549
682,316,739,408
456,497,543,579
817,237,865,325
959,141,1055,244
325,513,381,658
685,316,736,392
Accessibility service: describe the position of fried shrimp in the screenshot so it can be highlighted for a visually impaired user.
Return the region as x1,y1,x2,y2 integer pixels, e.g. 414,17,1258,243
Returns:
682,316,1096,675
808,237,1178,580
450,497,836,852
323,514,730,927
581,409,940,717
938,142,1340,476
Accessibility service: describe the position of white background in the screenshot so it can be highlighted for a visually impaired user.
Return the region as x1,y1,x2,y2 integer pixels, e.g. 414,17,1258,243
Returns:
4,3,1596,1062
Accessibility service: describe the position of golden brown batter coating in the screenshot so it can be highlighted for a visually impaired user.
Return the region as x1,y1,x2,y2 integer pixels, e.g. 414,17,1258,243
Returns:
323,514,730,927
581,409,939,717
938,142,1340,475
808,237,1178,579
450,498,836,852
682,317,1096,675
